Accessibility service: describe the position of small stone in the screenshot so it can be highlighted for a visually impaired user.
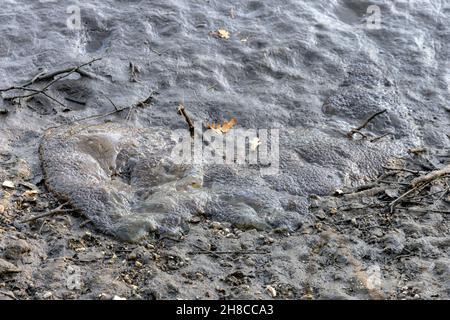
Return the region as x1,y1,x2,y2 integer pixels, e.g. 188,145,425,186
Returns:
302,293,314,300
211,221,222,230
99,293,112,300
333,189,344,196
42,291,53,299
372,228,384,238
0,258,21,274
385,189,398,198
4,239,31,260
266,285,277,298
2,180,15,189
77,251,103,262
383,231,405,254
189,216,201,224
112,295,127,300
135,261,143,268
22,190,39,202
265,237,275,244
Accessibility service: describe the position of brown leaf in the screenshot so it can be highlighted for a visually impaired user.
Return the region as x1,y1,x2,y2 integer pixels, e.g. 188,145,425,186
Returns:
206,118,237,134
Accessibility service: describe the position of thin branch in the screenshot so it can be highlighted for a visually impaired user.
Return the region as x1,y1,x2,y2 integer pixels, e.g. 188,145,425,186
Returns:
381,166,421,175
347,109,387,139
411,164,450,187
1,58,101,112
177,104,195,137
22,57,102,87
21,202,76,223
389,180,433,213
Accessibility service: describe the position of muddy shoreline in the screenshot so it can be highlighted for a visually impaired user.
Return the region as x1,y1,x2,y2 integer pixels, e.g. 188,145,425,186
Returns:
1,0,449,300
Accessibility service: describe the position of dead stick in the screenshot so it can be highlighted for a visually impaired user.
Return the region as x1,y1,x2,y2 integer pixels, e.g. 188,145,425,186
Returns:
21,202,76,223
411,164,450,187
389,181,432,213
23,57,101,87
382,166,420,174
347,109,387,139
370,133,391,143
177,104,195,137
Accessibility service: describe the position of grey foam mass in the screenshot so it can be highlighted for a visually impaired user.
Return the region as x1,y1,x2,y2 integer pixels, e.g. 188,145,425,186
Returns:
40,121,403,242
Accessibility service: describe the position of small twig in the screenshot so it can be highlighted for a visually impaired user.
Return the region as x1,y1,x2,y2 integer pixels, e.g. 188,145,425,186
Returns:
370,133,391,143
21,202,76,223
0,291,17,300
126,106,134,121
105,97,119,111
22,57,101,87
347,109,387,139
397,207,450,214
79,219,92,228
68,91,156,124
382,166,420,175
69,107,130,124
411,164,450,188
64,97,86,105
177,104,195,138
1,58,101,111
378,180,410,186
135,91,158,108
149,47,166,56
389,180,433,213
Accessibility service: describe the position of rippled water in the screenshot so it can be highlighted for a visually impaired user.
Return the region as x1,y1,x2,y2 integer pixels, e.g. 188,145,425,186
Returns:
0,1,449,232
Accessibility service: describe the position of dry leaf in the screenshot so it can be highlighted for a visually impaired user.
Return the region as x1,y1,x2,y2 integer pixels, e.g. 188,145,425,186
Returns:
207,118,237,134
216,28,230,40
